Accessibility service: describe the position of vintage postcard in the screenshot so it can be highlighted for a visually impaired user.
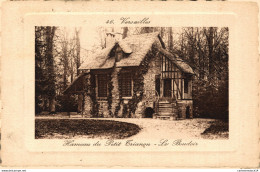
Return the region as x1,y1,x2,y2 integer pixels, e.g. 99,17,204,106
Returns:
1,1,259,168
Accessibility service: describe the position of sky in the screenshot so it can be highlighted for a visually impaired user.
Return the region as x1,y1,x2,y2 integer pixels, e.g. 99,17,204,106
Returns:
78,27,125,63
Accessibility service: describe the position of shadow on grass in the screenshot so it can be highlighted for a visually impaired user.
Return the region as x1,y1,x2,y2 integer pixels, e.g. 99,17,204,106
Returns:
201,119,229,139
35,119,141,139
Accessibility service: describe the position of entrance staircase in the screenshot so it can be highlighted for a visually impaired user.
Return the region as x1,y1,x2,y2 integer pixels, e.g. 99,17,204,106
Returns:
155,97,180,120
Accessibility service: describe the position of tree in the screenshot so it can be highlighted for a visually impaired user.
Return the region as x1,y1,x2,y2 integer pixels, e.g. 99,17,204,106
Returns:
35,27,47,113
45,26,57,113
175,27,229,119
75,28,81,76
168,27,174,52
35,26,57,114
53,27,81,112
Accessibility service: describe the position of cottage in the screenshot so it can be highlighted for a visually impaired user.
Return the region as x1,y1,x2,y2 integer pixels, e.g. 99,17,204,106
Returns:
64,32,194,120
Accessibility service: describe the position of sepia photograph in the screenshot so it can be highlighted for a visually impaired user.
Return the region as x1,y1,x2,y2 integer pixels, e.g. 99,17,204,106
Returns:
35,26,229,140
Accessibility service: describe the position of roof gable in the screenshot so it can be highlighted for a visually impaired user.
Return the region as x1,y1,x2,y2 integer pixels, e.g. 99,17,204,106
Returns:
79,32,161,70
116,32,161,67
160,48,194,74
79,32,193,74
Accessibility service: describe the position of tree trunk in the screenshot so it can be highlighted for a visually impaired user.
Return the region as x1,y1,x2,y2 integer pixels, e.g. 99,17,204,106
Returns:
46,26,57,113
207,27,214,80
75,28,81,76
78,94,83,113
168,27,173,52
49,97,56,113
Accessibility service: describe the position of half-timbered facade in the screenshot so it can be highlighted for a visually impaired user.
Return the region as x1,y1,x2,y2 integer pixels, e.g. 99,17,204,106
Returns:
64,32,194,120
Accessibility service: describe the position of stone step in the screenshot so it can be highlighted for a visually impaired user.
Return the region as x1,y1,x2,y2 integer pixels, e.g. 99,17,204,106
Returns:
159,110,178,113
159,106,176,109
159,106,177,108
157,116,171,120
158,111,173,114
157,113,175,116
160,109,178,111
159,107,173,109
159,103,176,106
159,109,174,112
159,108,175,110
159,102,176,105
159,101,170,103
159,102,176,104
158,107,178,110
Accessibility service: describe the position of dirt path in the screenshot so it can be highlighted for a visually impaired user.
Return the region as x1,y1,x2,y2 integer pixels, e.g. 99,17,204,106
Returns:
35,117,221,139
96,118,215,139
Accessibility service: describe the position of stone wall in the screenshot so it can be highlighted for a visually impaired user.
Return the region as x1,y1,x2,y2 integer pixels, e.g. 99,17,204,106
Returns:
177,100,193,119
97,101,110,118
82,75,92,118
83,92,92,118
111,67,121,117
135,52,161,117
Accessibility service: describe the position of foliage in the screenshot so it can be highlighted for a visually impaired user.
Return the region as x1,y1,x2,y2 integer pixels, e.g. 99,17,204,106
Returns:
193,79,228,119
114,100,122,118
114,69,123,118
35,27,81,114
55,95,78,112
107,73,114,117
88,74,99,117
201,119,229,139
35,26,57,113
178,27,229,119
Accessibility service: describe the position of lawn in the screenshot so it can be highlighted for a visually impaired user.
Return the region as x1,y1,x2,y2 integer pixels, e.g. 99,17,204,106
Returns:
35,119,142,139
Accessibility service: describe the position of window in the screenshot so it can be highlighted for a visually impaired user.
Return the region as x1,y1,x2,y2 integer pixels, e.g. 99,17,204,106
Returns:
184,78,189,93
119,73,132,97
97,74,108,97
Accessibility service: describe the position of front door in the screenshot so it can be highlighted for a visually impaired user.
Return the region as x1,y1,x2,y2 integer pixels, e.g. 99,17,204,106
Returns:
163,79,172,97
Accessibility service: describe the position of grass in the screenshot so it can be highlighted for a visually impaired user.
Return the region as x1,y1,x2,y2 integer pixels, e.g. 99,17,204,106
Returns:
35,119,142,139
201,119,229,139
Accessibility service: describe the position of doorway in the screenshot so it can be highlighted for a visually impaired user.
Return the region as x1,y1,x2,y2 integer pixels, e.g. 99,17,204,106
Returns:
144,107,154,118
155,76,160,96
163,79,172,97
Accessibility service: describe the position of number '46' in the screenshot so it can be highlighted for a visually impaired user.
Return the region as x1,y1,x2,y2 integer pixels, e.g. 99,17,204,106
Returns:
106,20,114,24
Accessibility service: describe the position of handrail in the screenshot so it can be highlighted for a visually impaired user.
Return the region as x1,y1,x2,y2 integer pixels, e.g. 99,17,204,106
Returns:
154,90,160,103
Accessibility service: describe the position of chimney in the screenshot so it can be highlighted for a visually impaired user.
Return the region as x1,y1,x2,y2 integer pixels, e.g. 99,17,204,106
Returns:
105,31,122,48
105,32,115,48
